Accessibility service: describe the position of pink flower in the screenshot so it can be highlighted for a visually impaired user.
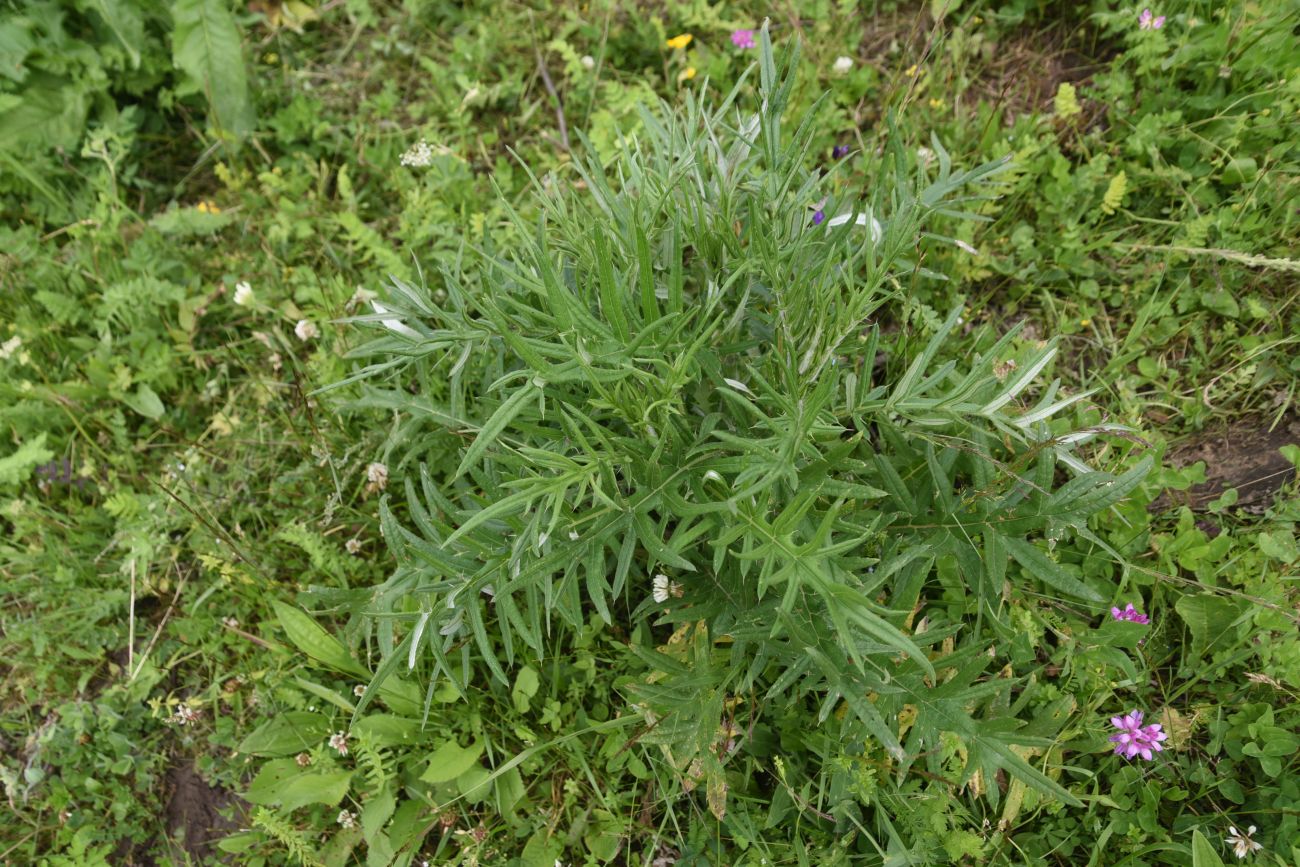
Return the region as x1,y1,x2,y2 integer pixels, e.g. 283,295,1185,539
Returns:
1109,710,1167,760
730,29,756,49
1111,603,1150,624
1138,8,1166,29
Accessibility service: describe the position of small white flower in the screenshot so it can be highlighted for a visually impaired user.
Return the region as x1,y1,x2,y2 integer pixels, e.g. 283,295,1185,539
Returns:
222,616,239,629
653,574,671,604
400,139,435,168
580,55,595,70
366,461,389,491
1226,826,1263,859
832,56,854,75
233,281,254,306
568,530,580,541
345,538,362,555
337,809,358,829
916,145,935,167
329,731,349,756
353,684,366,697
0,335,22,359
294,319,319,341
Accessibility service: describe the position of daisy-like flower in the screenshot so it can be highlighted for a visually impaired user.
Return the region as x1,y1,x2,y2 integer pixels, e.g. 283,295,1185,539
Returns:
1138,8,1166,29
294,319,319,342
233,281,254,306
329,731,349,756
1108,710,1167,760
730,29,756,49
832,56,853,75
400,140,434,167
337,809,358,829
652,574,682,604
1226,825,1263,859
1111,603,1150,624
665,33,693,50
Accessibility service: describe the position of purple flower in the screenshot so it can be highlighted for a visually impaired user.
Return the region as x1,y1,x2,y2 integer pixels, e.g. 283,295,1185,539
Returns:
812,209,825,225
1109,710,1167,760
832,144,850,159
730,29,756,49
1138,8,1166,29
1111,603,1150,624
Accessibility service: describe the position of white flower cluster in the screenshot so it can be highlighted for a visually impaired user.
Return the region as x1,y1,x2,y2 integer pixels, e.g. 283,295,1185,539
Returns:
400,139,435,168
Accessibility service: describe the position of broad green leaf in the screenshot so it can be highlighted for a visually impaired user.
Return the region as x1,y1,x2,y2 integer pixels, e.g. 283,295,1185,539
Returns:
237,711,332,757
1175,594,1248,659
172,0,255,138
244,759,352,811
1191,829,1226,867
420,739,483,783
272,600,369,677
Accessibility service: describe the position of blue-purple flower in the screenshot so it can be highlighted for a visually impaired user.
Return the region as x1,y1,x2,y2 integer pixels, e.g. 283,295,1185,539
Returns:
832,144,850,159
811,209,825,225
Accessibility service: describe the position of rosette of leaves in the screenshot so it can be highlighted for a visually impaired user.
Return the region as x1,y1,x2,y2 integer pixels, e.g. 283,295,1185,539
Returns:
339,29,1149,823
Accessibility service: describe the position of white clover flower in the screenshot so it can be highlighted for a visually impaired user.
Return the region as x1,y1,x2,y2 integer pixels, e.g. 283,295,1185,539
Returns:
233,282,254,306
580,55,595,70
329,731,349,756
294,319,319,342
832,56,854,75
366,462,388,491
171,704,200,726
337,809,358,829
345,538,362,555
1226,826,1263,859
0,335,22,359
400,139,435,168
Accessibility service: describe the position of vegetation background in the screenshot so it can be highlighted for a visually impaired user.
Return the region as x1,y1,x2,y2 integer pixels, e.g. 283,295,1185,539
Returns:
1,0,1297,865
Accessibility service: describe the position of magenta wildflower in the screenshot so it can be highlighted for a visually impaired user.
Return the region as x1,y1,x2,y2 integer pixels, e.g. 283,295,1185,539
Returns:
730,29,756,49
1109,710,1167,760
812,209,825,225
832,144,850,159
1111,603,1150,624
1138,8,1166,29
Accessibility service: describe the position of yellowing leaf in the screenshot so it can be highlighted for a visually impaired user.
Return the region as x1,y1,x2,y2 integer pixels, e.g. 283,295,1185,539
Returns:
1101,171,1127,215
1053,82,1081,119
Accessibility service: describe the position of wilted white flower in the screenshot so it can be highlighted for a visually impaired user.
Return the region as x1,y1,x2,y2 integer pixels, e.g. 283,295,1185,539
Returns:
0,335,22,359
580,55,595,69
233,281,254,306
346,287,377,312
652,574,682,604
171,704,200,726
1226,826,1263,859
400,139,434,168
366,462,388,492
337,809,358,828
832,56,854,75
295,752,311,767
329,731,349,756
345,538,362,555
294,319,319,342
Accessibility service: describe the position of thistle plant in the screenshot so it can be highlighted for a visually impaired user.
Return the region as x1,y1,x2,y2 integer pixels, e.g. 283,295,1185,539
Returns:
341,29,1148,818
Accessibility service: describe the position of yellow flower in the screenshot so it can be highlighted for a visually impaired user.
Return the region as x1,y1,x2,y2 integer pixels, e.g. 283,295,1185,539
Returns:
196,200,221,214
665,33,693,50
678,66,697,82
929,97,945,109
905,64,919,77
1080,318,1091,328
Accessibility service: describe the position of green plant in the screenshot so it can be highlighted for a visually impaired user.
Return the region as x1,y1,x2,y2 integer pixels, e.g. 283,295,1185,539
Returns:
344,28,1153,850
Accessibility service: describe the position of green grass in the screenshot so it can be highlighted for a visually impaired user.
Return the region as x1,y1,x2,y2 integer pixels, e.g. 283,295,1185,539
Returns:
2,2,1299,865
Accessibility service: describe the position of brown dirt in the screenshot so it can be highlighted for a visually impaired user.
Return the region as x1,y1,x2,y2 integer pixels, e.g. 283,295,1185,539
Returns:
1151,412,1300,513
160,761,246,863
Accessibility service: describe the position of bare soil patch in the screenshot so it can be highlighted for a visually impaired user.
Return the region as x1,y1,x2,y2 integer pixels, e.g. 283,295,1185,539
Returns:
1152,412,1300,513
